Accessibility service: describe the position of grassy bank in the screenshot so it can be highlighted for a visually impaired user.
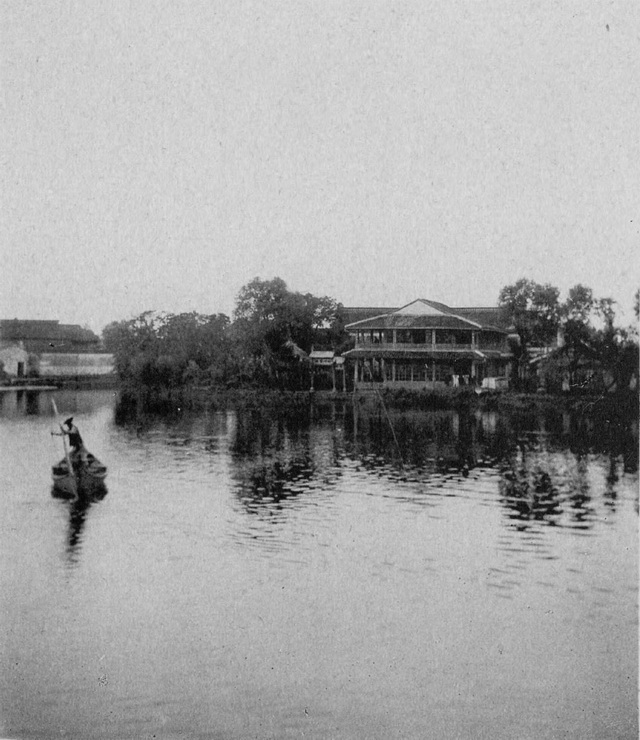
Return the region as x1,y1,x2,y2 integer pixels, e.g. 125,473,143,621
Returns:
114,381,637,422
366,386,638,422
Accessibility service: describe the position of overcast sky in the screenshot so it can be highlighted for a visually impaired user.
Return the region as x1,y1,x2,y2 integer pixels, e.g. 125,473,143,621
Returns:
2,1,638,332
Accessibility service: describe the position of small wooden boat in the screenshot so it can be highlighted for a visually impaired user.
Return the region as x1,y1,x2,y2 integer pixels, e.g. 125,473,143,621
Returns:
52,453,107,497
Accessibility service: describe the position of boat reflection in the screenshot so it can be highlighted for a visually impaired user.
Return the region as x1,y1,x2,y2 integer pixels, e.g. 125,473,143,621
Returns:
52,485,108,564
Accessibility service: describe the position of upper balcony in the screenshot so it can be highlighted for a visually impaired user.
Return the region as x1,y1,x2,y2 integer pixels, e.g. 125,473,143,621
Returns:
352,340,508,353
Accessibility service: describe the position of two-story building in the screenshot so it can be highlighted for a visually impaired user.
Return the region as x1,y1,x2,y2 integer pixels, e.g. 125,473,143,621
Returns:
344,299,512,389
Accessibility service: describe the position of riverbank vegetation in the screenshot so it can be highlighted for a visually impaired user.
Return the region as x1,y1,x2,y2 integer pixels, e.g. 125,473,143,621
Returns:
103,275,638,404
498,279,638,394
103,277,346,394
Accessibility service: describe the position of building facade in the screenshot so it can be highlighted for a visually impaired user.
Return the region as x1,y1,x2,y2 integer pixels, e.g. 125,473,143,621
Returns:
344,300,512,389
0,319,113,380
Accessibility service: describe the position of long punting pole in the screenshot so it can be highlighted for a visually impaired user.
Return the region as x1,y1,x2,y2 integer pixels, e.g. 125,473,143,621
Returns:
51,398,78,499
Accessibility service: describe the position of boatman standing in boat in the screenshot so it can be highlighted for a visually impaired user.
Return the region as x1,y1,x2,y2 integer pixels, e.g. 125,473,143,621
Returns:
52,417,89,466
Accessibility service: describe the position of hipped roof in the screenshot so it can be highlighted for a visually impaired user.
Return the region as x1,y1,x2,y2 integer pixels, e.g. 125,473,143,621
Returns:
345,300,508,333
339,307,399,324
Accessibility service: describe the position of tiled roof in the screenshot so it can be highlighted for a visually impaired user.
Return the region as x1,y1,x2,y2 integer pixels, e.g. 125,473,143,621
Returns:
347,314,482,330
0,319,100,350
344,301,510,333
454,307,513,331
414,299,452,313
339,307,399,324
0,320,60,340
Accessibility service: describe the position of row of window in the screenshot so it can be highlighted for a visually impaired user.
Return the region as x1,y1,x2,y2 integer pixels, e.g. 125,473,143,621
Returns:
360,360,464,382
394,362,453,382
355,329,477,345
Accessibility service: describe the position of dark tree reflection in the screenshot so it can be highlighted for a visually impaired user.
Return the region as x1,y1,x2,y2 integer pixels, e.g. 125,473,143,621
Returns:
498,451,564,529
229,403,344,516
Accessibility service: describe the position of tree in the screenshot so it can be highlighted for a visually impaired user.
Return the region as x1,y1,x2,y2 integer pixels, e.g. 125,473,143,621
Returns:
158,312,230,375
103,310,231,387
103,311,164,381
231,277,344,386
589,298,638,392
563,284,594,323
559,284,597,388
498,278,561,384
543,287,639,394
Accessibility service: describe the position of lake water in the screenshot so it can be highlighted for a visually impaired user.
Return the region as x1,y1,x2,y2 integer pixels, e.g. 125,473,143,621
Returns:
0,389,637,740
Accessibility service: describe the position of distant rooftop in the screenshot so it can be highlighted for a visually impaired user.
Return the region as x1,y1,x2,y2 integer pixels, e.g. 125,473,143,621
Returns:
0,319,101,352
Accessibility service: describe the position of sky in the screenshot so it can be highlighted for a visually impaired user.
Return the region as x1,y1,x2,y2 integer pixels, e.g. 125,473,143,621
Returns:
2,1,638,333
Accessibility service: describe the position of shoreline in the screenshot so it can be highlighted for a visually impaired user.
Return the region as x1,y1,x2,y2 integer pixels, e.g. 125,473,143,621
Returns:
0,385,59,392
110,383,638,420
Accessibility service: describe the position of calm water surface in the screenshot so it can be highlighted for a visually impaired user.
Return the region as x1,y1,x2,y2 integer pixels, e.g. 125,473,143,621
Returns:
0,390,637,739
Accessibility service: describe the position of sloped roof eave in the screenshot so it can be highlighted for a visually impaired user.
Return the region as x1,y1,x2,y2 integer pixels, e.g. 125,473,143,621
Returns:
345,312,400,329
345,315,503,331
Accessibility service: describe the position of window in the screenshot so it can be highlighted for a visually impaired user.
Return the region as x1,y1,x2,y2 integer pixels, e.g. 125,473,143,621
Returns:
478,331,505,349
435,330,472,345
411,362,427,381
434,363,453,382
395,362,411,381
395,329,426,344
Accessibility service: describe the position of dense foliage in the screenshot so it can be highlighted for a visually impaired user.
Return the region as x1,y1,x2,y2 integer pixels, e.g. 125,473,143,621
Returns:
103,278,347,390
103,275,637,395
102,311,233,388
500,278,639,393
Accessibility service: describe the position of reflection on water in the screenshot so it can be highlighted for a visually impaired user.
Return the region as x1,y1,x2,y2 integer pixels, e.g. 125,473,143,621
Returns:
0,388,54,416
0,390,637,740
52,486,108,565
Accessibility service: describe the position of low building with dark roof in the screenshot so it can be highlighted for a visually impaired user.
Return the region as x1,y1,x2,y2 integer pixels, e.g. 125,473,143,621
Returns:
343,299,512,389
0,319,113,380
0,319,102,354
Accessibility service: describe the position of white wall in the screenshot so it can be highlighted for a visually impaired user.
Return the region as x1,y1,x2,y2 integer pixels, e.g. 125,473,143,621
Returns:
38,353,114,377
0,345,29,376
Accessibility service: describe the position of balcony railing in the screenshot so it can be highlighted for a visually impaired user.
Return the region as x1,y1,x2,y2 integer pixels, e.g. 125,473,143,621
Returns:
353,341,507,352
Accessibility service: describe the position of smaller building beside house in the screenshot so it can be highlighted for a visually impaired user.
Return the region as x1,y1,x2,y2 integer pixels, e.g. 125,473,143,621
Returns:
309,350,347,392
344,299,512,390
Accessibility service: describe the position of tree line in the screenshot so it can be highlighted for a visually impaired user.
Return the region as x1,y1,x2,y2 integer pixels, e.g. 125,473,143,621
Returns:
102,276,638,394
102,277,347,391
498,278,638,392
